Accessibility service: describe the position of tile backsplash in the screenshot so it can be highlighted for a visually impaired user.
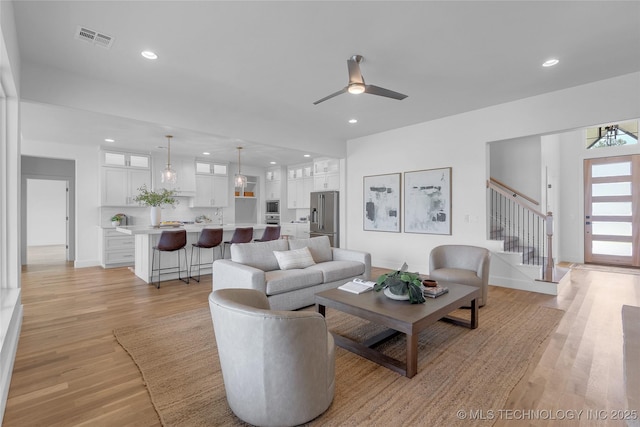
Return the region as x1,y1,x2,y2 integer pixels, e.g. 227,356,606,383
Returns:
100,204,226,227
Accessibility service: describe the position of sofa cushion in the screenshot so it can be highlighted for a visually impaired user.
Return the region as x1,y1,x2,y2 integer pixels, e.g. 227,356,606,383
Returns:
306,260,365,283
273,247,316,270
289,236,333,263
231,239,289,272
265,269,324,296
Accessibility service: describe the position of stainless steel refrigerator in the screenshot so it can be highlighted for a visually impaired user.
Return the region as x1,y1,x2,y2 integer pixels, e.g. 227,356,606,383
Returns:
310,191,339,247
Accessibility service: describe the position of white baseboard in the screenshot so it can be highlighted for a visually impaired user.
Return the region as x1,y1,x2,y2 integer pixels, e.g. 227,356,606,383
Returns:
74,259,100,268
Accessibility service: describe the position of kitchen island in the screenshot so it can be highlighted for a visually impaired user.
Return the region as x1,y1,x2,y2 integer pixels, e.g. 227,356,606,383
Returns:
115,223,268,284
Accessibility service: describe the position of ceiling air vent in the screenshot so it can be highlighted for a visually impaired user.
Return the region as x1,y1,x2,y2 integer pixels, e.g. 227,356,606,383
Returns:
75,26,114,49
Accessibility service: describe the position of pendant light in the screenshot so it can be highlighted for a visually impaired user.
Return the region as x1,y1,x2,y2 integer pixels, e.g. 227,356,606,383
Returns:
161,135,177,184
234,146,247,188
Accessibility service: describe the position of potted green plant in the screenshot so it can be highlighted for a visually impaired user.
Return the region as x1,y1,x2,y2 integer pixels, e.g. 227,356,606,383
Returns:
133,185,178,226
111,214,122,226
373,263,425,304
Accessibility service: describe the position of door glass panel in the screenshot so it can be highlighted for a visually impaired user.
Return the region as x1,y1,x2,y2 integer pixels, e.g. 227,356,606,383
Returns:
196,162,211,174
591,221,632,236
592,182,631,197
129,155,149,168
591,162,631,177
213,164,227,175
592,241,632,256
591,202,632,216
104,152,126,166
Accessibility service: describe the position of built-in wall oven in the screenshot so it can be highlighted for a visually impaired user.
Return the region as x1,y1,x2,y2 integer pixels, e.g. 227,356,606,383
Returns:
265,214,280,225
266,200,280,214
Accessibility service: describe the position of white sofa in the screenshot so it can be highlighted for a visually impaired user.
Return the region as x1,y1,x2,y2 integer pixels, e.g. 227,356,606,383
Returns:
212,236,371,310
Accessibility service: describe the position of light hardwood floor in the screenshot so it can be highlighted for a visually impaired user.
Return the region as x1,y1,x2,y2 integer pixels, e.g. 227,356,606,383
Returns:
4,257,639,426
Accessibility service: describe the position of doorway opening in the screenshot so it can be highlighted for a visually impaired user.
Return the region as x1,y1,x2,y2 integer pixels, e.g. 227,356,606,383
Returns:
26,179,69,265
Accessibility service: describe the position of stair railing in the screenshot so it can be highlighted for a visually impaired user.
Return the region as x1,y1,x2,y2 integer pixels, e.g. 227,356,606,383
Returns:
487,178,555,281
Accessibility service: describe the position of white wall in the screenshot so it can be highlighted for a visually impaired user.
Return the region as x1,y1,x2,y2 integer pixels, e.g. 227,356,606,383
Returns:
20,140,101,268
346,72,640,274
490,135,541,201
27,179,66,246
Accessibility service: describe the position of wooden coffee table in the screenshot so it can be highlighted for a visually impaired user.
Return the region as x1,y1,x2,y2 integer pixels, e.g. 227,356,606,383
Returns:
315,282,480,378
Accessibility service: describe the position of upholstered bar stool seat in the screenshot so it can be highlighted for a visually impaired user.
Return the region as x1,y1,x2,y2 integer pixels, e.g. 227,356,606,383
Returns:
190,228,223,282
151,229,189,288
254,225,281,242
221,227,253,258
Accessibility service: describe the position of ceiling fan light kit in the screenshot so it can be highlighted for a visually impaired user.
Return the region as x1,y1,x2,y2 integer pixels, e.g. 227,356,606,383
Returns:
313,54,408,105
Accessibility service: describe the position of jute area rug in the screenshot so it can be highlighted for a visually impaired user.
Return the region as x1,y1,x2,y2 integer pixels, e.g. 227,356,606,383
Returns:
114,295,563,427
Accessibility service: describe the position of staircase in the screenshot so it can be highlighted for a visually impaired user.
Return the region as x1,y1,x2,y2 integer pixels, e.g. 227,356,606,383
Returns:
487,178,559,295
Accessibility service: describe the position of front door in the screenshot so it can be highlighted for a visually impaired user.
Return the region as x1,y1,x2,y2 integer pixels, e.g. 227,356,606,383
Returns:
584,155,640,266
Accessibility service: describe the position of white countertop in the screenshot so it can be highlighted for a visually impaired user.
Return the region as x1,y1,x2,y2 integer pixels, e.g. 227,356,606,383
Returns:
115,223,269,235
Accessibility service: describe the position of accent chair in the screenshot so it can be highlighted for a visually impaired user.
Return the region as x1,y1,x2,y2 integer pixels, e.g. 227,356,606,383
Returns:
208,288,335,426
428,244,491,307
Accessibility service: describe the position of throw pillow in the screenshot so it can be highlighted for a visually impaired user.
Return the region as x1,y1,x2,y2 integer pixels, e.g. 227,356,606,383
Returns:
288,236,332,263
273,247,316,270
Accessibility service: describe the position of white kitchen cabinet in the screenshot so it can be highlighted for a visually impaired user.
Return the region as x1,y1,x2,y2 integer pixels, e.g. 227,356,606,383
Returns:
296,222,310,239
280,222,310,239
100,228,135,267
100,150,151,206
101,167,151,206
313,157,340,191
102,151,150,168
287,163,313,208
194,174,229,207
156,156,196,195
280,223,297,238
193,160,229,207
265,166,282,200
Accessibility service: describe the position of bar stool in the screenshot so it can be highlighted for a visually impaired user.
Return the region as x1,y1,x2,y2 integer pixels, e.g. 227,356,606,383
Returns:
254,225,281,242
190,228,223,282
222,227,254,258
151,229,189,289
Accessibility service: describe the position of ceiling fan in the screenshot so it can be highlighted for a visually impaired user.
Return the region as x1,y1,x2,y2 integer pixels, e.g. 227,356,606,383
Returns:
313,55,408,105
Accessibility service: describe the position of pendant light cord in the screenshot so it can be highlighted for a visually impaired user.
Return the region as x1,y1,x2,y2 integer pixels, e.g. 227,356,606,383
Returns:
166,135,172,167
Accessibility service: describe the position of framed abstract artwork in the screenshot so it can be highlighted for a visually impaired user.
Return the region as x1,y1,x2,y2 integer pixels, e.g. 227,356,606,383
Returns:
363,173,401,232
404,167,452,235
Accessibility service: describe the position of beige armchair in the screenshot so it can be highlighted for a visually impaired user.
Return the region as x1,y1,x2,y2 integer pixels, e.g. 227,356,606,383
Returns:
208,289,335,426
428,245,491,307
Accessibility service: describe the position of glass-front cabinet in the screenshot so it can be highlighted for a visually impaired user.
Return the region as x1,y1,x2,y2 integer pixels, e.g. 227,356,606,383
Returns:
287,163,313,209
100,150,151,206
193,160,229,207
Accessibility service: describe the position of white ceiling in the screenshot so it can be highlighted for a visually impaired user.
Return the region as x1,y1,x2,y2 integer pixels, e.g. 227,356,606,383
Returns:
13,1,640,167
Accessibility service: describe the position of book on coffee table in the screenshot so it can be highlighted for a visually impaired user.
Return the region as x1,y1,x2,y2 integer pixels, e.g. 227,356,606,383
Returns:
423,285,449,298
338,278,376,294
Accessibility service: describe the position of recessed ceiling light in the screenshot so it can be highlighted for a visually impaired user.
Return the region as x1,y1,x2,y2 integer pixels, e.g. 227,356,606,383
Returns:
270,161,277,165
542,58,559,67
104,138,115,143
141,50,158,60
203,152,210,155
348,119,358,124
303,154,311,158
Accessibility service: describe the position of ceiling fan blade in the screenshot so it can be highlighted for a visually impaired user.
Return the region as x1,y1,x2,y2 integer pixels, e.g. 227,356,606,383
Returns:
347,57,364,84
313,87,348,105
365,84,408,100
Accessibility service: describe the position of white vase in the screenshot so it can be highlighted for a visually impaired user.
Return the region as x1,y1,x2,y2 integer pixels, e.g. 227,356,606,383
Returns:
150,206,161,226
